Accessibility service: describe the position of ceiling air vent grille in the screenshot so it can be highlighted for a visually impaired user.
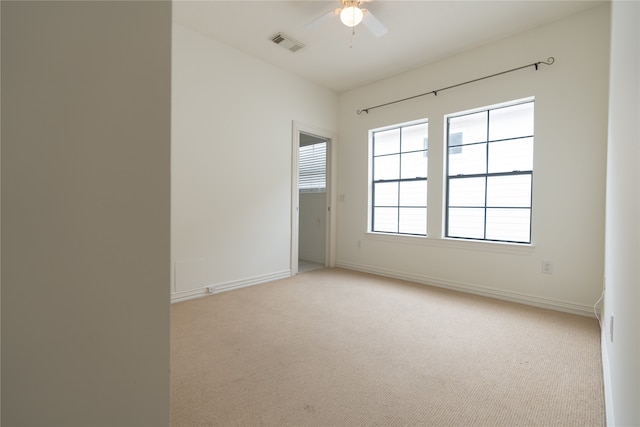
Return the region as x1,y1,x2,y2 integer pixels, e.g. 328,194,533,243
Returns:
271,32,305,53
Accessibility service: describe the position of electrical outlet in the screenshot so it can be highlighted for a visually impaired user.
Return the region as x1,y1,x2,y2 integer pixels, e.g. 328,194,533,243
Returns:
206,286,215,293
357,240,361,248
541,261,553,274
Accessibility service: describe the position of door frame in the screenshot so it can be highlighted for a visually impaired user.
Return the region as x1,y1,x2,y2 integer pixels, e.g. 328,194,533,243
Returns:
291,121,337,275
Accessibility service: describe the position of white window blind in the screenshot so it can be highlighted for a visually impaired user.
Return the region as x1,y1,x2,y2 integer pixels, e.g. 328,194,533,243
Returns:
299,142,326,192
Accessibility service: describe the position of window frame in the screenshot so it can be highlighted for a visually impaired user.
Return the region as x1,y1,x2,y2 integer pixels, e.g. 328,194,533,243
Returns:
369,119,429,236
444,98,534,244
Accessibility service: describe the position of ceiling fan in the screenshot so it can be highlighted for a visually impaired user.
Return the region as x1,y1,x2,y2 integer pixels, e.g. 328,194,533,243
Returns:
306,0,388,38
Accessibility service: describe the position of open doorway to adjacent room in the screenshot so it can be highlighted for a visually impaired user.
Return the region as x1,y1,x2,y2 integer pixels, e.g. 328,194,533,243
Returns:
291,122,337,275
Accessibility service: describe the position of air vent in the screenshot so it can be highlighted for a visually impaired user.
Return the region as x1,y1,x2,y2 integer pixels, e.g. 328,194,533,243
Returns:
271,32,305,53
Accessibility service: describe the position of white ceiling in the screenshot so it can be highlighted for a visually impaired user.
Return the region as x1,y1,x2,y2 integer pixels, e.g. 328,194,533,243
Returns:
173,0,605,93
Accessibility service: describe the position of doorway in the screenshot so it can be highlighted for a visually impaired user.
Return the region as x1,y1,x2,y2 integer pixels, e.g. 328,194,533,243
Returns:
291,121,337,275
298,133,327,272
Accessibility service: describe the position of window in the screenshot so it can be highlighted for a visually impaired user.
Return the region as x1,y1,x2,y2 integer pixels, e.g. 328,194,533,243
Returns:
299,141,326,192
371,121,428,235
445,99,534,243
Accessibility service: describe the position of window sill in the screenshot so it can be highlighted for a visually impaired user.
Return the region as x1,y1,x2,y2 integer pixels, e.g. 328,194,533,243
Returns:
365,232,535,255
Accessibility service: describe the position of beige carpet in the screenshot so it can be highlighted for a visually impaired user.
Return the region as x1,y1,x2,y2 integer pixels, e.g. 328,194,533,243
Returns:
171,268,604,426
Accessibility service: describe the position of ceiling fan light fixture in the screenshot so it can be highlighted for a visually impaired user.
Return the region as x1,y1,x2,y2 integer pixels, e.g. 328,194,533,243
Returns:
340,6,363,27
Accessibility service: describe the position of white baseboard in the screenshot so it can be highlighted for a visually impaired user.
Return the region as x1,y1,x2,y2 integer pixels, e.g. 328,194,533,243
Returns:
336,261,596,317
601,331,615,427
171,270,291,303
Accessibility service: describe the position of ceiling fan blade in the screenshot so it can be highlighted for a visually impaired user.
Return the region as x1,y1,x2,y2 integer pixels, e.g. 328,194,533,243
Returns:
305,8,339,30
362,9,388,37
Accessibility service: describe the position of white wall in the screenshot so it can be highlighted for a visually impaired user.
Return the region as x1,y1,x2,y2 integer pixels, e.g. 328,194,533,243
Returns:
171,24,337,301
602,1,640,425
336,5,610,315
1,2,171,425
299,192,327,264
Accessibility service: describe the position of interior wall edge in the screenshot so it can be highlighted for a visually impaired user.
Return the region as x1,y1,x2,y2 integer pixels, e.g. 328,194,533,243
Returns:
601,329,616,427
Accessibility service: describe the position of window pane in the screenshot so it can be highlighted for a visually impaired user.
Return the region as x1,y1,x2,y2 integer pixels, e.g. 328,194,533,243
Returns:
489,102,534,141
449,111,487,145
401,151,428,179
399,180,427,206
402,122,428,152
488,137,533,173
373,207,398,233
449,177,485,207
486,208,530,242
374,128,400,156
448,208,484,239
448,142,486,176
373,182,398,206
374,154,400,180
448,132,462,154
399,208,426,235
486,175,531,207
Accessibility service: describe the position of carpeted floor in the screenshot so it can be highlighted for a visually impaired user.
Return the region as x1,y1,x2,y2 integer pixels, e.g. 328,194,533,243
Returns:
171,268,604,426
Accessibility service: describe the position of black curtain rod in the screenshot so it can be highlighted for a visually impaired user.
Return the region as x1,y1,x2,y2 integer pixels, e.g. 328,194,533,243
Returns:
356,57,555,115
